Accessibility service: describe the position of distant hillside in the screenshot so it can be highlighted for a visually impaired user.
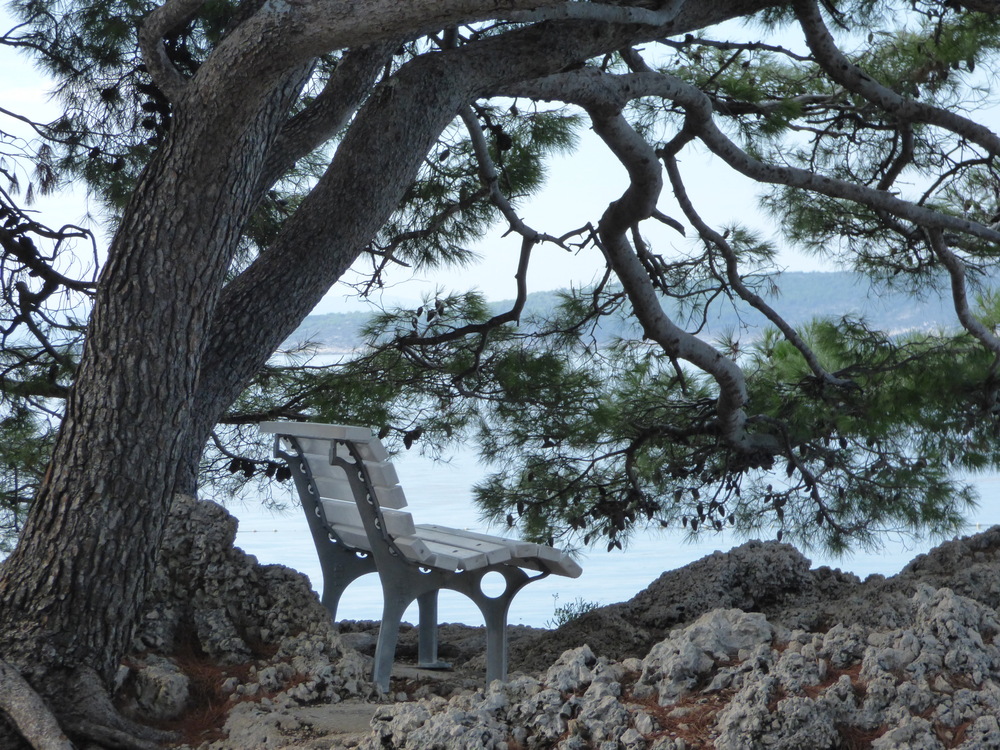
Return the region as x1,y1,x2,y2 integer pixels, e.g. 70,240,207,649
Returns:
691,271,959,337
286,310,373,353
286,271,972,352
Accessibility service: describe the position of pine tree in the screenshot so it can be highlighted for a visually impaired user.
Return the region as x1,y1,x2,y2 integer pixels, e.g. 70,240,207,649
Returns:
1,0,1000,744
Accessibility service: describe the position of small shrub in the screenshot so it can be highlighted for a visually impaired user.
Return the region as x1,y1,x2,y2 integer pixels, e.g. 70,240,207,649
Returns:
545,594,600,629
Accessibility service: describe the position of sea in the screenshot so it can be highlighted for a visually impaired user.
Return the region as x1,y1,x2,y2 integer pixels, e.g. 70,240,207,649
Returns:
217,447,1000,629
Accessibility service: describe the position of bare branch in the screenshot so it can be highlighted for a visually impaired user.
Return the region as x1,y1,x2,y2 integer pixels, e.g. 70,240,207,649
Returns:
0,106,56,142
0,226,95,295
656,35,813,63
396,235,534,347
794,0,1000,156
459,105,566,247
13,298,75,373
0,376,69,401
876,124,915,192
660,140,853,388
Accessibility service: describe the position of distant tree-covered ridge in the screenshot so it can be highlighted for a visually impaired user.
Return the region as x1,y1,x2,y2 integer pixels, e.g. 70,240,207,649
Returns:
288,271,963,352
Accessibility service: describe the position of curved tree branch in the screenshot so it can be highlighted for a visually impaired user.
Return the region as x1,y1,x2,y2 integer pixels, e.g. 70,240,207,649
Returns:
589,109,778,455
261,42,397,188
927,228,1000,357
502,68,1000,244
137,0,206,100
195,11,759,429
793,0,1000,156
504,0,684,26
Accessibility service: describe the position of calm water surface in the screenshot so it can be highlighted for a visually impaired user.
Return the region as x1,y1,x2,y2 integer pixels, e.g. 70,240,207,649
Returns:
219,449,1000,628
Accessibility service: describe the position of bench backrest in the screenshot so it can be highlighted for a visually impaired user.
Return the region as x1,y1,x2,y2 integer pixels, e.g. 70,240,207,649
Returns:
260,421,412,554
263,422,406,505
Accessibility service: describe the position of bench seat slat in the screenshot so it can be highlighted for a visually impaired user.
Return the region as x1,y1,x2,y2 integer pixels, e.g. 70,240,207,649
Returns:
334,437,390,463
418,524,583,578
390,536,462,571
412,525,516,566
314,477,407,510
417,524,538,557
354,459,401,491
417,540,492,571
298,451,399,488
323,522,466,573
508,554,582,578
312,476,353,502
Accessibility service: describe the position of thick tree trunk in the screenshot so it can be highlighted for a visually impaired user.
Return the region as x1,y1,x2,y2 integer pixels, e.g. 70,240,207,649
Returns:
0,56,308,699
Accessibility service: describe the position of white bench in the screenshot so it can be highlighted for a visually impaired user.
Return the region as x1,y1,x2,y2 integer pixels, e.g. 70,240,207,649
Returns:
259,421,582,690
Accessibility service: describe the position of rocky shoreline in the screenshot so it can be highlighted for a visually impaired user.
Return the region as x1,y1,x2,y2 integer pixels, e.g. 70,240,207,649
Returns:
124,495,1000,749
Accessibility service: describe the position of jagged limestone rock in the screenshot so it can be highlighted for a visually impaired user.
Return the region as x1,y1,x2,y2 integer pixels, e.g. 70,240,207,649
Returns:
634,609,772,705
128,654,191,721
157,522,1000,749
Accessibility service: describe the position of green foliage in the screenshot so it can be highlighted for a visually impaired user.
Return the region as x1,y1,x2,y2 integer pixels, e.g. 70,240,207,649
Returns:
207,266,994,553
742,319,989,550
221,276,962,554
856,13,1000,98
545,594,600,629
467,314,981,553
749,10,1000,283
0,405,56,554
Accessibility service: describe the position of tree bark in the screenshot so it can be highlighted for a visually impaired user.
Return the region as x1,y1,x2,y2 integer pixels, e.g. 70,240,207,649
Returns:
0,28,310,693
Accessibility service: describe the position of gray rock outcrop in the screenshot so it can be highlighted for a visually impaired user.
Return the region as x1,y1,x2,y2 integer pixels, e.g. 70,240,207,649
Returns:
121,498,1000,749
511,527,1000,672
363,583,1000,750
133,493,334,659
509,540,836,670
121,494,375,740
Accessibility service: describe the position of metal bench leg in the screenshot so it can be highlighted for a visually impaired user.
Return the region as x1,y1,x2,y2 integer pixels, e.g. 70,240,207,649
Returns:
373,588,412,692
321,577,350,622
461,568,536,684
484,607,509,684
318,548,376,622
417,590,451,669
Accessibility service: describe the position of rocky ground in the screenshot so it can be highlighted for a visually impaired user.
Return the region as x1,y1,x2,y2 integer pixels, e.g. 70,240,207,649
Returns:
121,495,1000,749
